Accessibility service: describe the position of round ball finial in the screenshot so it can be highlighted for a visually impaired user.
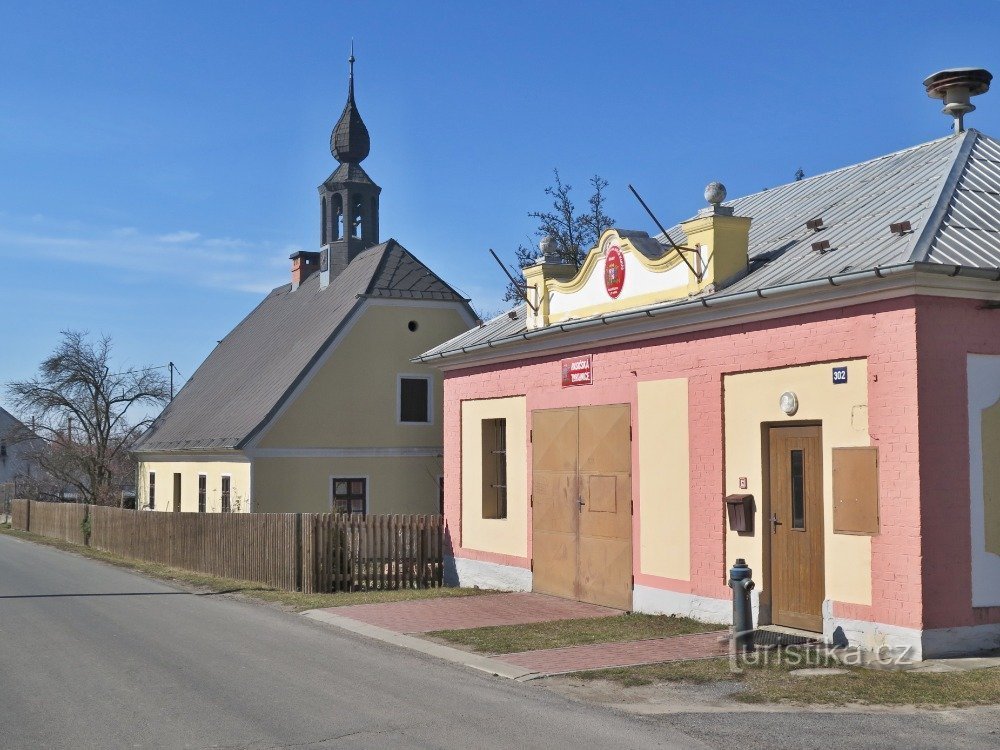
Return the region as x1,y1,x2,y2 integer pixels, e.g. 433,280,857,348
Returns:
705,181,727,206
539,235,556,256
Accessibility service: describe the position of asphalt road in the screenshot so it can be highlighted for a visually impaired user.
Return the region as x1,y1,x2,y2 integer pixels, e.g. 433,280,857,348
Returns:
0,533,698,749
2,533,1000,750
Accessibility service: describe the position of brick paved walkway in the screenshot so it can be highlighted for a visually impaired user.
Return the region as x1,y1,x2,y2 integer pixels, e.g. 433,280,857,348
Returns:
497,631,730,675
325,592,619,634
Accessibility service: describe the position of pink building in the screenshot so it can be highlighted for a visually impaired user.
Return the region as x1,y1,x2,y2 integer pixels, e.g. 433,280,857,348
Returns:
418,74,1000,659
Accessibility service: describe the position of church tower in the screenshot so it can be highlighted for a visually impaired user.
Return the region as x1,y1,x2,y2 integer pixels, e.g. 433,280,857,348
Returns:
319,50,382,287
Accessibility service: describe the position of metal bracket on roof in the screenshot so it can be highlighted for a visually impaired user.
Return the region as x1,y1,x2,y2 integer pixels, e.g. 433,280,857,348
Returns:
628,184,703,281
489,249,538,314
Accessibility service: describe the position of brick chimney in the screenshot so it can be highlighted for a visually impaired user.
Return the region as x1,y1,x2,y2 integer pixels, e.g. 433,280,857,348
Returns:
290,251,321,290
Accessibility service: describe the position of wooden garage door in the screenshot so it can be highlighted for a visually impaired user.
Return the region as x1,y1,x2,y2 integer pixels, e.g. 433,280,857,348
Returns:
532,404,632,610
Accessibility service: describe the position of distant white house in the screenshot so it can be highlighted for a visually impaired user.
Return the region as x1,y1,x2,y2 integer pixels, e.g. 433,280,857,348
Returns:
0,406,43,499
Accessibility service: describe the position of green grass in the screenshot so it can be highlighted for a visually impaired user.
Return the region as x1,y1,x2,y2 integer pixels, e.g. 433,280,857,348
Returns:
0,526,487,611
428,613,714,654
575,649,1000,706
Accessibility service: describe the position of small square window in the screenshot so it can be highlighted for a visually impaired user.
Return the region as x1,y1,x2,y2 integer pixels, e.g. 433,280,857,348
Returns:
399,376,430,423
332,477,366,515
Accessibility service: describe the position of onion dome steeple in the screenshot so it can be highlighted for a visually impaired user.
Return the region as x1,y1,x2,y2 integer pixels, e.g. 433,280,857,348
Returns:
330,49,371,164
318,45,381,288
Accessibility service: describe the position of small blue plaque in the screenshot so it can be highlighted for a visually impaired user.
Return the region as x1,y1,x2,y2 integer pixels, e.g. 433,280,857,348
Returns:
832,366,848,384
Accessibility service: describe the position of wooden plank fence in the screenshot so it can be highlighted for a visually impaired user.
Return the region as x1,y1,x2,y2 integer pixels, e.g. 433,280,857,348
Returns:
11,498,29,531
9,500,443,593
10,499,87,545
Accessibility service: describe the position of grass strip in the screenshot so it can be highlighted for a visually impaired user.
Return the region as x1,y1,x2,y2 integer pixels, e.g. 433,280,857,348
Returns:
428,613,714,654
0,525,486,611
575,650,1000,706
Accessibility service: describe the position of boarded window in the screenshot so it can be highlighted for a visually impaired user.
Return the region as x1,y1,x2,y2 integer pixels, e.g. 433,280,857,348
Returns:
400,377,430,423
148,472,155,510
832,447,879,534
198,475,207,513
221,476,231,513
332,478,366,515
173,473,181,512
482,418,508,519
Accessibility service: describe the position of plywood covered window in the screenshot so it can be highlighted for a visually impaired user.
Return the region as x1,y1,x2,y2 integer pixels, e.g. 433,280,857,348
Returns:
332,478,366,515
399,376,431,423
148,472,155,510
221,476,231,513
482,418,508,519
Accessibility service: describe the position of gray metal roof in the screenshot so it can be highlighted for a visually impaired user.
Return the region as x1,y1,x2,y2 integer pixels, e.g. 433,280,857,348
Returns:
135,240,471,452
421,129,1000,361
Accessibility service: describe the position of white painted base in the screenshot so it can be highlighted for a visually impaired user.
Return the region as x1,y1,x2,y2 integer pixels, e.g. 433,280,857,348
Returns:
922,623,1000,659
445,556,532,592
823,601,1000,660
633,584,757,625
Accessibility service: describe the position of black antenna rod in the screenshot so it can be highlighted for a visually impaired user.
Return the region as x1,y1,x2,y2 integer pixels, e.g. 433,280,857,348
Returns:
488,249,538,314
628,184,701,281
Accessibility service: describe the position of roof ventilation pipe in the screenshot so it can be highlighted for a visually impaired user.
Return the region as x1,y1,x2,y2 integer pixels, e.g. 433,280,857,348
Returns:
924,67,992,134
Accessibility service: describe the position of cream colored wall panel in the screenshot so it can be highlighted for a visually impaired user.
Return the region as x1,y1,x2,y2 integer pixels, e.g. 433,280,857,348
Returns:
724,359,872,606
252,455,443,515
257,304,470,449
637,379,690,580
137,458,251,513
460,397,528,557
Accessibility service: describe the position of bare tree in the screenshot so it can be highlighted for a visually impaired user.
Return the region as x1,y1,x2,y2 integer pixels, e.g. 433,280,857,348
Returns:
5,331,169,505
503,171,615,302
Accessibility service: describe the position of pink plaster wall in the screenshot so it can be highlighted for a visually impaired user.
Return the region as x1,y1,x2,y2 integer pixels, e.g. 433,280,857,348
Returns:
443,296,924,628
916,297,1000,629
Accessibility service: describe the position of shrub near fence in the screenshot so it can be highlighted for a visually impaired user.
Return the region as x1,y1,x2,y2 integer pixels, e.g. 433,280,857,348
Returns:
9,500,444,594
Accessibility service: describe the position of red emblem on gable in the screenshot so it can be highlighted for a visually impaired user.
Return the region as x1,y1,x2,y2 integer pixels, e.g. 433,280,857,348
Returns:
604,245,625,299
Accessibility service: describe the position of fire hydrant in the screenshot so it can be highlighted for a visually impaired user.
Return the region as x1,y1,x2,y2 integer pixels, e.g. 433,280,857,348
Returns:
728,558,755,651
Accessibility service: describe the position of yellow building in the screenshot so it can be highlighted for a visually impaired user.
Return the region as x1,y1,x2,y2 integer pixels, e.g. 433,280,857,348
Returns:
133,56,476,515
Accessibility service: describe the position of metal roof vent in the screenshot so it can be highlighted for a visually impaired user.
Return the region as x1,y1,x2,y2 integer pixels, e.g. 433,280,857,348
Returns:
806,218,824,231
924,67,992,133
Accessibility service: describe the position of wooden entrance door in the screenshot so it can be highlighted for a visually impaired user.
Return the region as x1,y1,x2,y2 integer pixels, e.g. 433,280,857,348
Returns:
531,405,632,610
768,425,824,631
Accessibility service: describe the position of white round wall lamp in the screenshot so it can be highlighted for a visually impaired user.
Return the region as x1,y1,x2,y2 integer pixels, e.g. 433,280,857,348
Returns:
779,391,799,416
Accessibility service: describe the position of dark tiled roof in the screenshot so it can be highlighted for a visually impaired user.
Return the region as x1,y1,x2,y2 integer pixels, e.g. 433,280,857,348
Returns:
134,240,469,452
419,130,1000,361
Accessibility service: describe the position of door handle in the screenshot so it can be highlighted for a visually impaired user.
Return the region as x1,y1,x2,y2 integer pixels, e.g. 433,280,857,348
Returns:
770,513,782,534
578,497,586,508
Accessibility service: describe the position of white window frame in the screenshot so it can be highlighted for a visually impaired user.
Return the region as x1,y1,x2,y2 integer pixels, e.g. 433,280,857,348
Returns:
329,474,370,515
396,373,433,425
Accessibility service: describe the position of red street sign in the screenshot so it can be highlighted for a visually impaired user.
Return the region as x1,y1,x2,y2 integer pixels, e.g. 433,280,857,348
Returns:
561,355,593,387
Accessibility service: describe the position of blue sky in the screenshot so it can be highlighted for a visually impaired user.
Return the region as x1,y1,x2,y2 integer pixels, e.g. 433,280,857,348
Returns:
2,1,999,413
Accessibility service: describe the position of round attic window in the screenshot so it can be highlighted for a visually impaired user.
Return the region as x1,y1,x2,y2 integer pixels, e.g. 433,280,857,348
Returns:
408,320,418,332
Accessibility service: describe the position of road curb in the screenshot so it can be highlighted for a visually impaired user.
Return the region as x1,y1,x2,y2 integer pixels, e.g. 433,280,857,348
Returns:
302,609,543,681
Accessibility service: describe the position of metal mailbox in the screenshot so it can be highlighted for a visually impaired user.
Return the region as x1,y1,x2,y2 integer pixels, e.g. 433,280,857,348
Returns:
725,493,754,533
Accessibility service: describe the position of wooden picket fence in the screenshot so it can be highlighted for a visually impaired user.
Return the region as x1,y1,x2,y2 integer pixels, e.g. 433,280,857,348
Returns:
8,499,443,593
301,514,444,593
